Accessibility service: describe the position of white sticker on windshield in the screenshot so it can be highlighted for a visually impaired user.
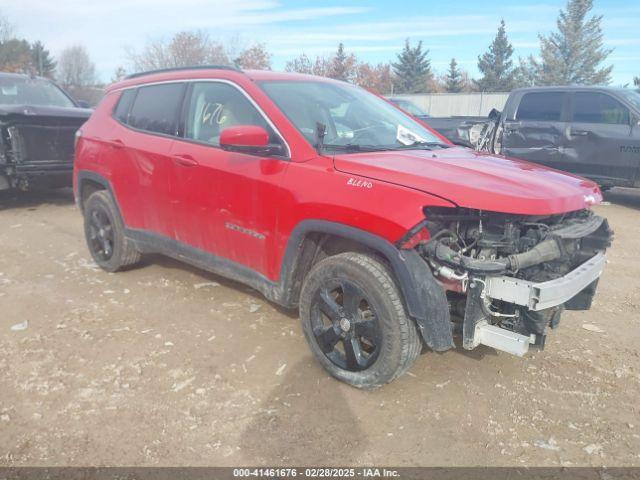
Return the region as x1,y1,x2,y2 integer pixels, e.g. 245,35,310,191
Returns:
396,124,428,146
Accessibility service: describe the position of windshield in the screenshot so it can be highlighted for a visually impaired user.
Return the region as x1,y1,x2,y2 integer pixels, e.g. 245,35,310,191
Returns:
259,80,444,151
391,99,428,117
0,76,75,108
618,89,640,113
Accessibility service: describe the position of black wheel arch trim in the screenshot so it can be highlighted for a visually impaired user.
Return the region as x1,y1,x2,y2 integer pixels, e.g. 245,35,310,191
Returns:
278,220,453,351
74,172,453,351
76,170,121,214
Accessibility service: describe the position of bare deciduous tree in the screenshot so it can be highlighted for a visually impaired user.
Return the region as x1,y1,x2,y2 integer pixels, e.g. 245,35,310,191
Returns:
355,62,394,93
234,43,271,70
285,45,359,81
57,44,96,87
111,66,127,83
285,54,313,74
127,31,230,72
285,48,396,93
0,10,14,42
0,39,32,73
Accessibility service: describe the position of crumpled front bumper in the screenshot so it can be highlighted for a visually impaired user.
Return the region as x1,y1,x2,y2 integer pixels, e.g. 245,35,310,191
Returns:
463,252,607,356
484,252,606,311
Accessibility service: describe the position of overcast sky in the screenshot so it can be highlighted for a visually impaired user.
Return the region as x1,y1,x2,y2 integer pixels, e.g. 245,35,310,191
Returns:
2,0,638,85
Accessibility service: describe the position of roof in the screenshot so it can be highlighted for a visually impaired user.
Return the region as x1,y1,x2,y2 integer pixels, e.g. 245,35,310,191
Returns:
0,71,45,81
123,64,240,80
511,85,626,93
106,67,341,92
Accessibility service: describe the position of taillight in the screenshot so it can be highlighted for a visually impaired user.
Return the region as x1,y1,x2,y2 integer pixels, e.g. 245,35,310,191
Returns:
74,128,82,150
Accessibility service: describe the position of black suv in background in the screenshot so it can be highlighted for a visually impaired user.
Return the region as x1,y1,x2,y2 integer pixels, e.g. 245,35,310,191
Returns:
426,87,640,190
0,72,91,191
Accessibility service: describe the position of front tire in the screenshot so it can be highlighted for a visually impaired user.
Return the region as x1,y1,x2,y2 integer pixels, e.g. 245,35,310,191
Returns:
299,252,421,388
83,190,141,272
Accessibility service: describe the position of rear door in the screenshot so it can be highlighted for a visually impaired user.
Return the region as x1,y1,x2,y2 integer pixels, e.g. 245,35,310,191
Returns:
502,91,570,168
109,82,186,237
567,91,639,186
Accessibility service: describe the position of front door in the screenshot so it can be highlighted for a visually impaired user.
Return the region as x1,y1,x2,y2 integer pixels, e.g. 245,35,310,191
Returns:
169,81,290,277
502,91,570,169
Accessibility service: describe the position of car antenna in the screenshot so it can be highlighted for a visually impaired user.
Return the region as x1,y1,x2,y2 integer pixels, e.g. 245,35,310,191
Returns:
315,122,327,149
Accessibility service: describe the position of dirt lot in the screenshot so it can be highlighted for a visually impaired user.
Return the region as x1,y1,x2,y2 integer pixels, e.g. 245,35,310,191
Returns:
0,188,639,467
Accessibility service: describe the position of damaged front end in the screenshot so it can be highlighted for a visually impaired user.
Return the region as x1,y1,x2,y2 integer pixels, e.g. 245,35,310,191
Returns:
409,206,613,356
0,105,90,191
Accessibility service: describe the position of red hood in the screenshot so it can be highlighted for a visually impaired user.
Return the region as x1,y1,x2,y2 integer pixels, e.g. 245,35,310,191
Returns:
333,146,601,216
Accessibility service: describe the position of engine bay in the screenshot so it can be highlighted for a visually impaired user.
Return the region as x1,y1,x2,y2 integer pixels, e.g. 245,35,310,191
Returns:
416,207,613,351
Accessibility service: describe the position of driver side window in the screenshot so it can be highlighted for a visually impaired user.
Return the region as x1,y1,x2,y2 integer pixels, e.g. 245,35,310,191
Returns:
184,82,277,146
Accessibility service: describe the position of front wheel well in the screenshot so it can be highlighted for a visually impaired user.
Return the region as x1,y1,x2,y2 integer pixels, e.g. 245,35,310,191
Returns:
286,232,390,307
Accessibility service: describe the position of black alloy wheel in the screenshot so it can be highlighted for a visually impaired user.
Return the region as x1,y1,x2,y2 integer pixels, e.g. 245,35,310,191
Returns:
310,280,383,371
88,207,115,261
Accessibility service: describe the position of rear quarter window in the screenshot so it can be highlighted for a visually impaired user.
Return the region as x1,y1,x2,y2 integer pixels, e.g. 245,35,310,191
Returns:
113,89,136,124
127,83,185,136
516,92,565,121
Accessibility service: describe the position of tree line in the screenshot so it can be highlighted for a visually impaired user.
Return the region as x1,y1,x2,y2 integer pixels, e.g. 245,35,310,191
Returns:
0,0,638,95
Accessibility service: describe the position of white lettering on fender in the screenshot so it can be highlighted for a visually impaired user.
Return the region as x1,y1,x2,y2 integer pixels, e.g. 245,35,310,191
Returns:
347,177,373,189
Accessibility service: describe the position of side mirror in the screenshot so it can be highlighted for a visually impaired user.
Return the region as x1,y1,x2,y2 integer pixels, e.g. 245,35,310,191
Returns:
76,100,91,109
220,125,284,156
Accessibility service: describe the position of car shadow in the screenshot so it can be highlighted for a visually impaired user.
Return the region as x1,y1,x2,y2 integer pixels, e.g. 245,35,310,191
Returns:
238,357,368,465
603,187,640,211
438,333,499,361
0,188,75,211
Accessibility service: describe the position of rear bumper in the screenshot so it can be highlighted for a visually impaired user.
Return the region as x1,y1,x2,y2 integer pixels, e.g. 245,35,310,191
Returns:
1,162,73,189
484,252,606,311
13,162,73,176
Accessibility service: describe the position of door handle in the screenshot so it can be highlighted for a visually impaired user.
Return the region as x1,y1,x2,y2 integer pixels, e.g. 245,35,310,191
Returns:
172,154,199,167
504,123,520,134
106,138,125,148
571,130,589,136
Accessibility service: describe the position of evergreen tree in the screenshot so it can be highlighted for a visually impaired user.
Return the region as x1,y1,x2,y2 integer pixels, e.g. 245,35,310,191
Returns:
534,0,612,85
445,58,464,92
475,20,515,92
513,55,539,87
31,41,56,77
329,43,357,82
392,39,432,93
633,76,639,87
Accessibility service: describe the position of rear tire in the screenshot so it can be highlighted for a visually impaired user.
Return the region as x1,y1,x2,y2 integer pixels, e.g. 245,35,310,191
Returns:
299,252,421,388
83,190,141,272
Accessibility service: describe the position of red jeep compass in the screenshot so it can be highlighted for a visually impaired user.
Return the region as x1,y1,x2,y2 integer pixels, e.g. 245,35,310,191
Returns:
74,66,612,388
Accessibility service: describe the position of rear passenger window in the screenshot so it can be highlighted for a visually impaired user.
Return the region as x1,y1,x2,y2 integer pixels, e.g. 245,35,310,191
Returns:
113,89,136,124
128,83,185,135
572,92,630,125
516,92,565,121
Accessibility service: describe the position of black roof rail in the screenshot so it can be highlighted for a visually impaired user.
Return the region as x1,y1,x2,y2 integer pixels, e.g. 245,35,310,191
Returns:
124,64,242,80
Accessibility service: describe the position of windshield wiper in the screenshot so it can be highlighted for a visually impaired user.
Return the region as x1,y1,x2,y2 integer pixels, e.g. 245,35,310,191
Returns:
319,144,396,153
396,141,450,150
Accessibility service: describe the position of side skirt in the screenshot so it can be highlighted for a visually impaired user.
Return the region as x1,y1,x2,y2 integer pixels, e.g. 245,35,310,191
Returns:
125,229,285,306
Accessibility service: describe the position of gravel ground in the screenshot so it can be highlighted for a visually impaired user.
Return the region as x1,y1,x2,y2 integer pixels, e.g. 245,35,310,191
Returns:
0,187,639,467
